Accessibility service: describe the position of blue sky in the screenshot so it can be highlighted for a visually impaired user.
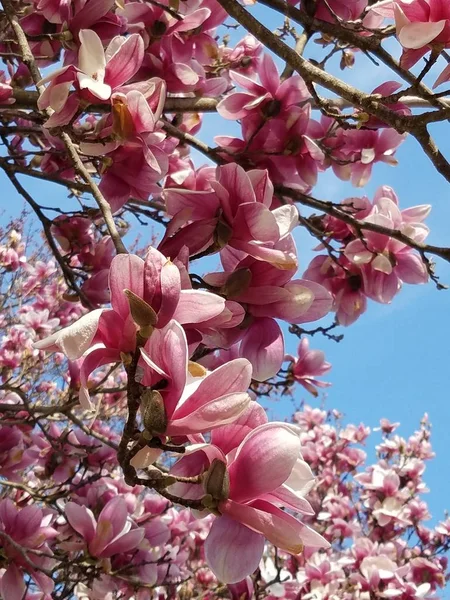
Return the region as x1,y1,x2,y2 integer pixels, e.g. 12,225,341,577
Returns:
2,14,450,530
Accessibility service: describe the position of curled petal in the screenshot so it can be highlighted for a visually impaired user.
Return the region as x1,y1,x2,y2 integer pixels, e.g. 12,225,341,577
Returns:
33,309,103,360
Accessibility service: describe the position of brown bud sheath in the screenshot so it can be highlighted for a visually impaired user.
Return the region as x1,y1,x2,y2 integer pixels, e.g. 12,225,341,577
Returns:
220,268,252,298
124,289,158,328
203,458,229,502
141,389,167,435
214,219,233,250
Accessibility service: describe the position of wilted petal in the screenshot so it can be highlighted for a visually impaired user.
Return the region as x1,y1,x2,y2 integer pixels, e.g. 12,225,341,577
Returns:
33,309,103,360
130,446,163,469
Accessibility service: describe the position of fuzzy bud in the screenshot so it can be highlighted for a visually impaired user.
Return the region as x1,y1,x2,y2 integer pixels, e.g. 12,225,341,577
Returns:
124,289,158,334
214,219,233,250
141,389,167,435
203,458,229,502
220,268,252,298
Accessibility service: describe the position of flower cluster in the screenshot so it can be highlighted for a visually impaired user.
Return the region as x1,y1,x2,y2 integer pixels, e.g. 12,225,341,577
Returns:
304,186,430,325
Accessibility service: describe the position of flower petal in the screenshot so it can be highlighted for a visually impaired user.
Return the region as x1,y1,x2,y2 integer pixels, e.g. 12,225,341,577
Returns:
204,516,265,584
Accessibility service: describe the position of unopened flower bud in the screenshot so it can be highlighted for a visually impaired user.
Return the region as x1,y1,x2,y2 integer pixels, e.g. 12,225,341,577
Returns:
340,49,355,70
141,389,167,435
124,289,158,332
220,268,252,298
203,458,229,502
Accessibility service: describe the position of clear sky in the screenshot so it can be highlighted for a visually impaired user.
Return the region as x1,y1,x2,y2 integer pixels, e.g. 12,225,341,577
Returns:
2,15,450,534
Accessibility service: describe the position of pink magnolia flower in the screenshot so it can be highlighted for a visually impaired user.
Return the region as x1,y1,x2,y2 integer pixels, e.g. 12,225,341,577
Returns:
65,496,145,558
219,35,263,80
344,202,429,304
121,0,227,94
168,422,328,583
371,0,450,78
98,140,173,212
303,255,368,326
130,319,253,467
0,424,38,478
79,79,169,212
288,338,332,397
217,53,309,121
37,29,144,126
161,164,299,269
34,249,225,407
0,499,58,600
202,241,332,380
324,123,406,187
363,81,412,129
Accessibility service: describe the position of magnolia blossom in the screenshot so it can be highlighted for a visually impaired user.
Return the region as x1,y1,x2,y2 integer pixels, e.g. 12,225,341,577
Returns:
0,499,58,599
65,496,145,557
34,249,225,407
217,53,309,121
288,338,332,397
168,421,328,583
37,30,145,126
161,164,299,269
371,0,450,80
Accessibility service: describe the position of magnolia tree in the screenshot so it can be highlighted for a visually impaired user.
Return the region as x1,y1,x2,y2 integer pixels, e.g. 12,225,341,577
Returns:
0,0,450,597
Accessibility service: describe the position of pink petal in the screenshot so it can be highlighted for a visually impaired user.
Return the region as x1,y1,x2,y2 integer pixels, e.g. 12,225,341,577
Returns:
65,502,96,542
272,205,299,238
434,63,450,88
0,564,26,600
44,93,80,128
222,499,329,553
174,290,225,324
204,516,265,584
395,253,428,284
174,358,252,422
105,34,144,88
240,318,284,381
109,254,145,321
217,164,256,211
101,528,144,557
258,53,280,96
211,402,268,455
264,487,315,515
228,423,300,503
398,20,446,49
168,392,251,435
217,92,259,120
78,29,106,78
79,347,121,409
70,0,114,31
234,202,279,243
